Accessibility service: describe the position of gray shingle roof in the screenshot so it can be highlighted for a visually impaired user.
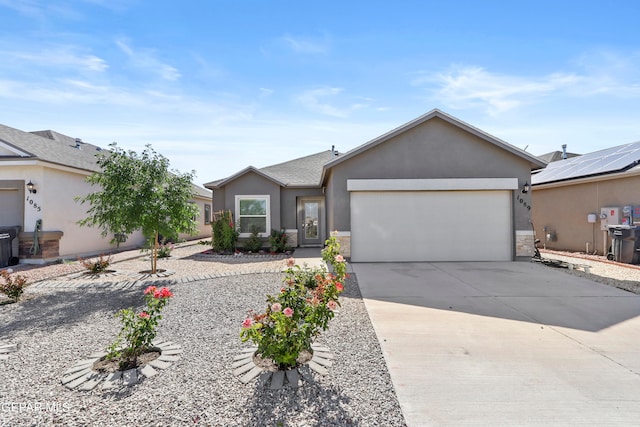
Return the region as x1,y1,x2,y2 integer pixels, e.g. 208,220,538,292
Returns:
537,150,581,163
260,150,339,186
205,150,340,188
0,124,104,172
0,123,211,198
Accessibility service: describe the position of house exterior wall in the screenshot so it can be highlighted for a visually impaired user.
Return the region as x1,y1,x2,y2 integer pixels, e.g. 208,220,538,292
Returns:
212,187,226,213
281,187,323,229
1,163,209,263
531,172,640,254
325,117,534,235
40,166,147,259
221,172,282,232
177,195,212,241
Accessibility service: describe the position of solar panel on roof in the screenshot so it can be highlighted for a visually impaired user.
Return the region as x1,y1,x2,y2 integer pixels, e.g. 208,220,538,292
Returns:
533,141,640,185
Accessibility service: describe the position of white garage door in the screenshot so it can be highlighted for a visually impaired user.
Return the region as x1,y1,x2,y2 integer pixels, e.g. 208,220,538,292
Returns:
350,190,512,262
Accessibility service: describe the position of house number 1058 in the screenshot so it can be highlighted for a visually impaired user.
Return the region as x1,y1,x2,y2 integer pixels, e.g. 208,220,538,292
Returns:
26,195,42,212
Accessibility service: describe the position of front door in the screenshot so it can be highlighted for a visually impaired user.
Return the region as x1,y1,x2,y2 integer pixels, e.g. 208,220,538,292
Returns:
298,198,324,247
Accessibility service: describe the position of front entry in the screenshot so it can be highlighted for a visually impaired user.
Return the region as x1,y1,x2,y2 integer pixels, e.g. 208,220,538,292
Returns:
298,197,325,247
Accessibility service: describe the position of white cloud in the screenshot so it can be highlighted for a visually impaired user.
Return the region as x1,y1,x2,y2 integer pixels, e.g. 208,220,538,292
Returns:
115,38,181,81
280,34,329,54
295,87,369,118
0,46,108,72
418,53,640,116
416,66,582,115
259,87,274,98
0,0,131,19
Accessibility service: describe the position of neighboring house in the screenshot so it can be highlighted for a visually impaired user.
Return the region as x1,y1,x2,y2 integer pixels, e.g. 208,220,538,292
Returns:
205,109,546,262
537,144,581,163
0,124,212,266
532,141,640,255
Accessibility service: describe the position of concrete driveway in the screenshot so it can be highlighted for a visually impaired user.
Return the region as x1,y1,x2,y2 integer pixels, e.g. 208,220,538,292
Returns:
353,261,640,426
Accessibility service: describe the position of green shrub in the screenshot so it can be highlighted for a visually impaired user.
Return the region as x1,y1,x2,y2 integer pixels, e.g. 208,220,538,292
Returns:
269,229,289,253
241,236,347,369
243,226,263,252
0,270,29,302
212,211,239,253
79,254,112,274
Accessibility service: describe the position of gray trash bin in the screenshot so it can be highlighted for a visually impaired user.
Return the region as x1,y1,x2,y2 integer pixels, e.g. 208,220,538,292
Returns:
0,233,11,268
607,225,640,264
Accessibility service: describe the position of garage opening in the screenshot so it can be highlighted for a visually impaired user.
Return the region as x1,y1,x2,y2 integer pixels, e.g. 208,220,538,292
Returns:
348,179,517,262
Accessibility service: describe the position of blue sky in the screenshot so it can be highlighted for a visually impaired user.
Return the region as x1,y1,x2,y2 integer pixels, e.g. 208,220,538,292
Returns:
2,0,640,185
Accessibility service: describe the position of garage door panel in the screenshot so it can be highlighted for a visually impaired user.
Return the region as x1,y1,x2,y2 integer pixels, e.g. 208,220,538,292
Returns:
351,191,511,262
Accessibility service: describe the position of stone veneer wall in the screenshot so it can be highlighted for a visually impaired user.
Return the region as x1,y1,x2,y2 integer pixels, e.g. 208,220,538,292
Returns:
516,230,534,258
285,229,298,249
19,231,64,263
333,231,351,258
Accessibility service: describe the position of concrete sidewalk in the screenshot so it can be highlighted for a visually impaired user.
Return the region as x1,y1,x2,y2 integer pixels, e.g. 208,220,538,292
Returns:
353,261,640,426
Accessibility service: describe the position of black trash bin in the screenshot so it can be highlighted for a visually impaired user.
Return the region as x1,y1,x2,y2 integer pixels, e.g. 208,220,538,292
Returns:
0,233,11,268
607,225,640,264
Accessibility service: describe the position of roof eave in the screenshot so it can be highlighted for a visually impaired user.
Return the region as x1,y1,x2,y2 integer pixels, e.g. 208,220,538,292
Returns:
533,165,640,189
203,166,287,189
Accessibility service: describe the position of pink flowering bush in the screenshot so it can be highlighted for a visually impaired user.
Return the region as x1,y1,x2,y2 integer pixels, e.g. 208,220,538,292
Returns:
106,285,174,369
241,234,347,369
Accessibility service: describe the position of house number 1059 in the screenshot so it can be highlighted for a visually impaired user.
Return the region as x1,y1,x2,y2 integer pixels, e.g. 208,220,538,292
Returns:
26,195,42,212
515,194,531,211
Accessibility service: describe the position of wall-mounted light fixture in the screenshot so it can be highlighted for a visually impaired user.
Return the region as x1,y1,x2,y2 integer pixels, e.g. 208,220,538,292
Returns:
521,182,530,194
26,180,37,194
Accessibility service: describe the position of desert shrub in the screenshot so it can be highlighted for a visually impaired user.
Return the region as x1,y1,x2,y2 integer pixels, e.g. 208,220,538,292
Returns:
79,254,112,274
0,270,29,302
243,226,263,252
212,211,239,253
268,229,289,253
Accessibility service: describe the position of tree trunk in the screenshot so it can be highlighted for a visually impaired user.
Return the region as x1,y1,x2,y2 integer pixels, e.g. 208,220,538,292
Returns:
152,231,158,274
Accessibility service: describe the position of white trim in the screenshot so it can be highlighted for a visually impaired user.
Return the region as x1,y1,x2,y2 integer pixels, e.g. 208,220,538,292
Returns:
533,165,640,190
516,230,534,236
347,178,519,192
0,141,31,157
234,195,271,237
0,159,95,175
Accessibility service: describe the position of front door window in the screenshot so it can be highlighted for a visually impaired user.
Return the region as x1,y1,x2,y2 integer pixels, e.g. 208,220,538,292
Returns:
304,202,319,239
299,198,324,247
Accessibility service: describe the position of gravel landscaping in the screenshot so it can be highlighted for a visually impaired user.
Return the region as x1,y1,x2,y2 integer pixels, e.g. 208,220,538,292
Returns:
539,249,640,294
0,271,406,426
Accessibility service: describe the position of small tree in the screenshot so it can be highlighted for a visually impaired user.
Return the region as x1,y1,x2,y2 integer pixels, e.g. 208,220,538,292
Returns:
77,143,199,273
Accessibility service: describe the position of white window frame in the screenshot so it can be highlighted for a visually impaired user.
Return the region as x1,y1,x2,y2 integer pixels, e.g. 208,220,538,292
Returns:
204,204,211,225
235,195,270,237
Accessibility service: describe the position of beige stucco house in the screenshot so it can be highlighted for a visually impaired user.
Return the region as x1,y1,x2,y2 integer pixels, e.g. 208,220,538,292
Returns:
532,141,640,256
0,124,212,266
206,109,546,262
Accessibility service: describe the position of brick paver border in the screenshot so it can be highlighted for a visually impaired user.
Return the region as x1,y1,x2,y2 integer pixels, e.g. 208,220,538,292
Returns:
232,343,334,389
61,340,183,392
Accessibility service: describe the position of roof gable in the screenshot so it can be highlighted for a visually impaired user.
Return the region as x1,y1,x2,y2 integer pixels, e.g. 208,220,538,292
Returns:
322,109,546,177
205,150,339,189
205,166,286,189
